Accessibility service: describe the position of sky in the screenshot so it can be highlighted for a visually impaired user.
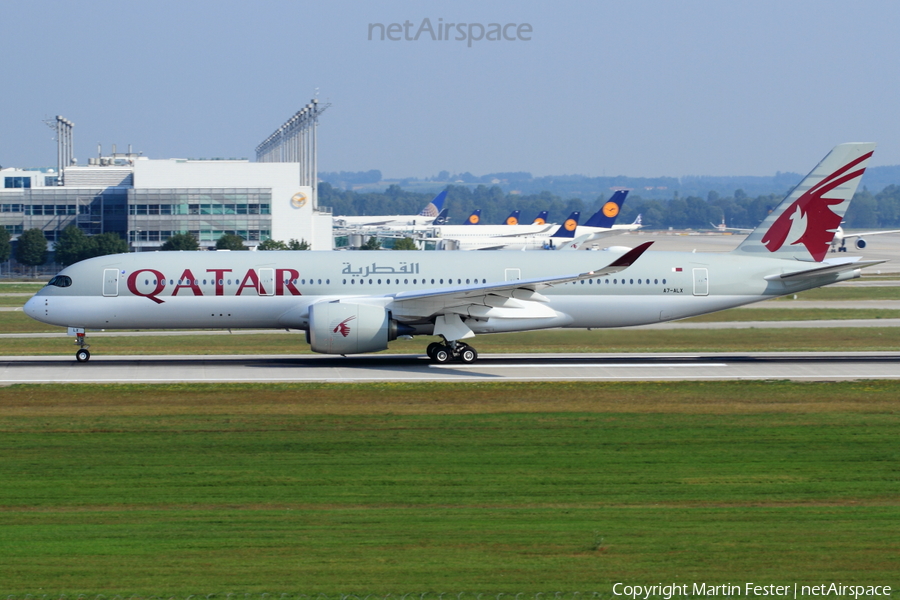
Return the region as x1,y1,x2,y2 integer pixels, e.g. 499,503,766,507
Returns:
2,0,900,179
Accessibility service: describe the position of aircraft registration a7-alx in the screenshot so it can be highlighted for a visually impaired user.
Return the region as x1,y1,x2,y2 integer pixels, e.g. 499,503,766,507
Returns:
26,143,883,363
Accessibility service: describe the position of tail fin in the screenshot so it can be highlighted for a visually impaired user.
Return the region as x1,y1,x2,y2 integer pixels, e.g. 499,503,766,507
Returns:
532,210,549,225
733,143,875,262
465,209,482,225
432,208,450,225
584,190,629,228
419,189,448,217
551,212,580,238
504,210,521,225
633,214,642,227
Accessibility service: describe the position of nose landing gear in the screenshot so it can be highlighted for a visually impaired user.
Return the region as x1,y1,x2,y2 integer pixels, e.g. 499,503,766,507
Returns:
74,332,91,363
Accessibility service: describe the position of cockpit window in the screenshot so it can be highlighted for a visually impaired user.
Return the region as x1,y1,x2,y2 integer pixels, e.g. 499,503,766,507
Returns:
47,275,72,288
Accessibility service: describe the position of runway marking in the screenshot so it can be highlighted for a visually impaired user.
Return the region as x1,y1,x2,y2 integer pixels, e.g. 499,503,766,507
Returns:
430,362,729,369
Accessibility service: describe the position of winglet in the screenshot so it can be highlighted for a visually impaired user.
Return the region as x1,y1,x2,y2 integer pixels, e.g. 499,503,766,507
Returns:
606,241,654,269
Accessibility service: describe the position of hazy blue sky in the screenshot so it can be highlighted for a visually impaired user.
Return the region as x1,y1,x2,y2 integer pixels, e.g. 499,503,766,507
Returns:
2,0,899,178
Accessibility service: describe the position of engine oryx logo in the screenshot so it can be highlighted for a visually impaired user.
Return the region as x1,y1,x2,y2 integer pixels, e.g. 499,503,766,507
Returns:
331,315,356,337
761,151,872,262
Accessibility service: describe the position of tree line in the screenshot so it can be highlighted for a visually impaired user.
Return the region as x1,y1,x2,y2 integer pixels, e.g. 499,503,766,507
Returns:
321,182,900,230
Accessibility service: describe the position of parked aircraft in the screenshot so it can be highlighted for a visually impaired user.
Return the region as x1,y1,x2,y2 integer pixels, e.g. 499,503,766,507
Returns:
333,189,448,228
26,144,882,365
711,217,753,233
830,225,900,252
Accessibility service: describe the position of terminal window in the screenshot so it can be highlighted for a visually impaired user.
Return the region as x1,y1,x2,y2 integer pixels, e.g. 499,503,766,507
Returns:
4,177,32,189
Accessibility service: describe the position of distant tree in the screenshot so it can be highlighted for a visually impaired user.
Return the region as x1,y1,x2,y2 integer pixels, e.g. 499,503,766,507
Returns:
392,237,418,250
54,226,93,265
160,232,199,251
16,229,48,272
287,238,310,250
0,226,13,264
359,236,381,250
92,232,129,257
258,239,290,251
216,234,248,251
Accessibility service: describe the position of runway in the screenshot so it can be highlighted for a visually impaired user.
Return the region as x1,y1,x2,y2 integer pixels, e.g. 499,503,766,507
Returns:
2,351,900,384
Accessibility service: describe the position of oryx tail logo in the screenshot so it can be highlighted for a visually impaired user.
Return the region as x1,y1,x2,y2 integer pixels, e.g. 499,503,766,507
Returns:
761,151,873,262
332,315,356,337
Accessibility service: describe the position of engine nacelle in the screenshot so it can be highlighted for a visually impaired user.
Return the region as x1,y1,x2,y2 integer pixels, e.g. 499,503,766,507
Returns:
855,238,867,249
309,302,397,354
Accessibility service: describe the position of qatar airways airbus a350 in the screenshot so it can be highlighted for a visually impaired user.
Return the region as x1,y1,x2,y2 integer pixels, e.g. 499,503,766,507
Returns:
26,143,882,363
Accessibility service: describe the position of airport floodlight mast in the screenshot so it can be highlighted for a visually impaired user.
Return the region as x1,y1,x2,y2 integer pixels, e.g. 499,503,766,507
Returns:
255,98,330,208
43,115,75,185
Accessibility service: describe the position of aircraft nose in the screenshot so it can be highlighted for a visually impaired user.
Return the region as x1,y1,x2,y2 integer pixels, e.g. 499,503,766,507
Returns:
23,295,43,320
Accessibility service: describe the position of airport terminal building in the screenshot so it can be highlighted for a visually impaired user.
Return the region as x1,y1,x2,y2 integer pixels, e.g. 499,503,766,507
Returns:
1,158,333,252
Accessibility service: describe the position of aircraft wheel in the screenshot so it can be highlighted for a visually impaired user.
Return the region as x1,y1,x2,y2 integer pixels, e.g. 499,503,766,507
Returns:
432,346,452,364
426,342,442,359
459,346,478,363
75,349,91,363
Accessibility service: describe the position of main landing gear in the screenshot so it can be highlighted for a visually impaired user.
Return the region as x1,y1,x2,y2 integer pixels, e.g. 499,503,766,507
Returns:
426,340,478,364
74,331,91,363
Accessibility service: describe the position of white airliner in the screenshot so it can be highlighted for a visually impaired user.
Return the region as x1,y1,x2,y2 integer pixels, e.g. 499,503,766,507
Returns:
333,189,447,228
26,144,883,364
830,225,900,252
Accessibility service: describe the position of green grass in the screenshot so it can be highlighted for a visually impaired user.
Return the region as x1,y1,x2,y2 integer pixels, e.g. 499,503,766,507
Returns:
771,286,900,300
682,308,900,321
0,381,898,593
2,326,900,356
0,283,45,293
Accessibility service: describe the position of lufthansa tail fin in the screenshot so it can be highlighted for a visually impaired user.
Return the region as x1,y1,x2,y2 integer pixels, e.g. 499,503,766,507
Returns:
532,210,549,225
584,190,629,228
504,210,521,225
733,143,876,262
550,212,581,238
465,209,482,225
419,189,448,217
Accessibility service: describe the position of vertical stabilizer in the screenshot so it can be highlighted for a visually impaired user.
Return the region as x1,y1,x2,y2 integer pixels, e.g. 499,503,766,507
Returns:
733,143,876,262
551,212,581,238
419,189,448,217
584,190,629,228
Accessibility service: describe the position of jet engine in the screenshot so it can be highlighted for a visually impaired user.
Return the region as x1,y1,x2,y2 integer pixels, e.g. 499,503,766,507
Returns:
856,238,867,249
309,302,405,354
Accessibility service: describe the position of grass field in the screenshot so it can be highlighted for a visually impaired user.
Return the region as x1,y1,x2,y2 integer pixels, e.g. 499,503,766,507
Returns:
3,326,900,356
0,381,897,593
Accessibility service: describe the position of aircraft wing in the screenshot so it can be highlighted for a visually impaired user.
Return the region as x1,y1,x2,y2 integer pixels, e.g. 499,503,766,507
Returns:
387,242,653,320
840,229,900,240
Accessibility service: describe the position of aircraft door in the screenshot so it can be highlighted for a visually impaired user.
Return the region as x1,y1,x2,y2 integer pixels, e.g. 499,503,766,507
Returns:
258,268,275,296
505,268,521,281
102,269,119,297
692,268,709,296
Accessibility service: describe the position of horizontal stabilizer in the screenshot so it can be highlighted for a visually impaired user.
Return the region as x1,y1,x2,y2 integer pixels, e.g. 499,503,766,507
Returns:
764,259,886,281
